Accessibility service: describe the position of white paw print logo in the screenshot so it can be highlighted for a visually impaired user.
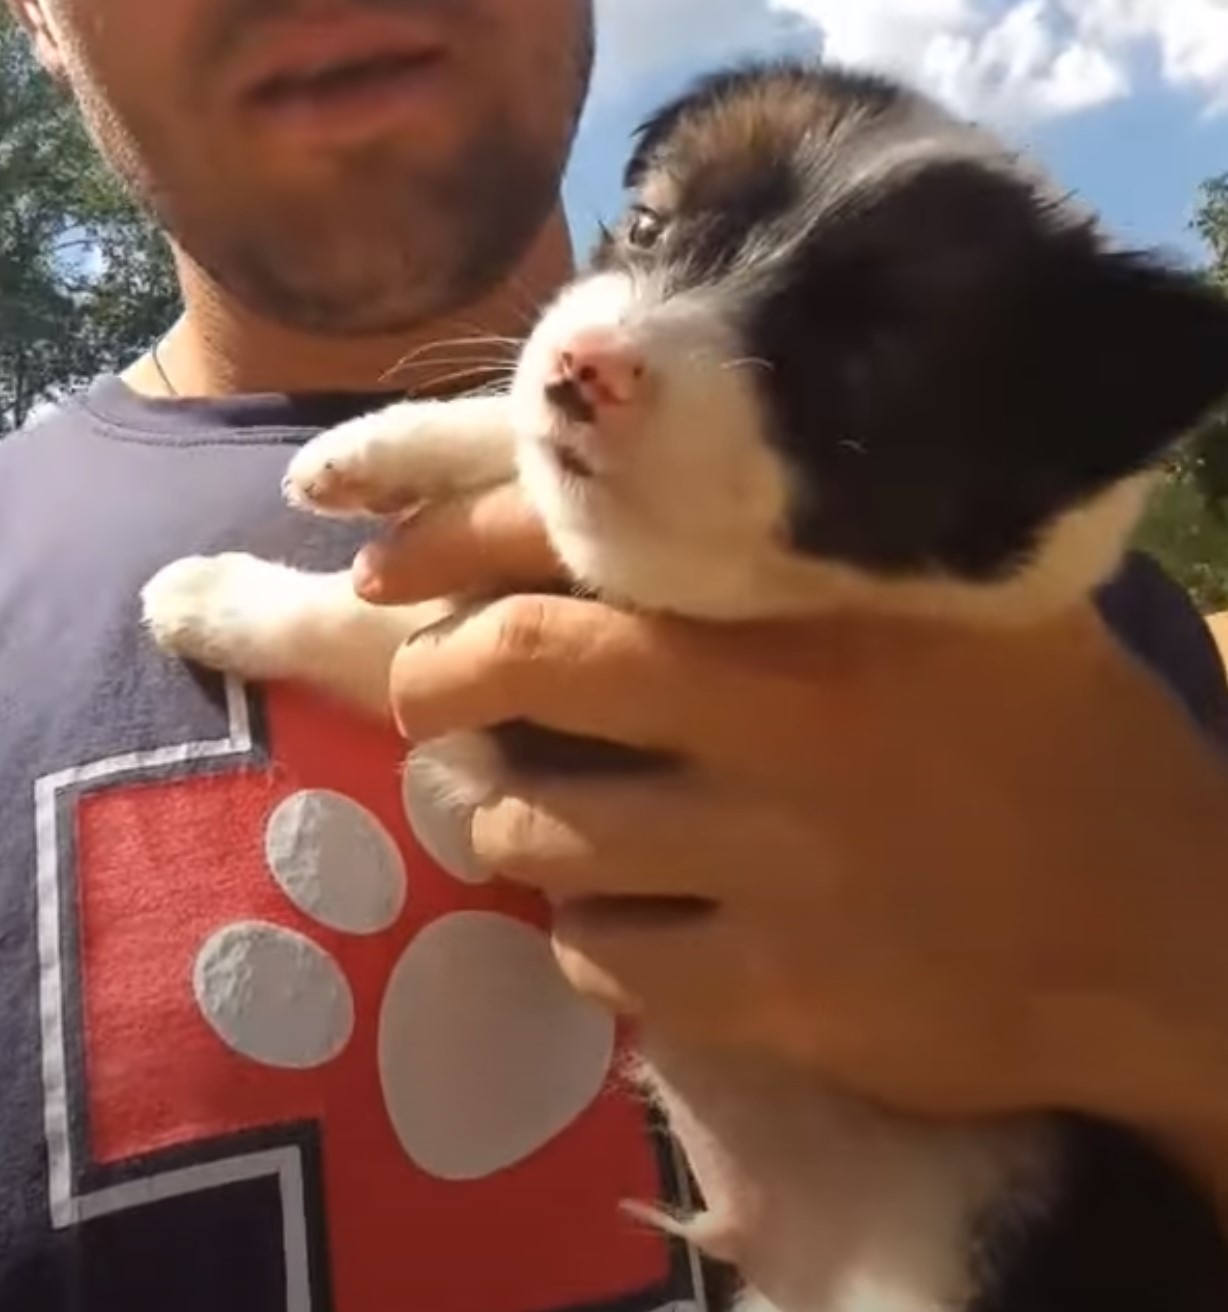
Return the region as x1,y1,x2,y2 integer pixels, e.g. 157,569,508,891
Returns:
191,764,617,1182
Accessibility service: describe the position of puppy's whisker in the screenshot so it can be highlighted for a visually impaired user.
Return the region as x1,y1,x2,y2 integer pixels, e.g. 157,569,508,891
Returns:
381,336,522,381
389,357,517,371
443,323,527,351
503,275,547,327
453,380,516,400
411,365,516,395
499,303,539,334
682,346,737,373
385,359,518,381
388,349,518,374
412,336,521,355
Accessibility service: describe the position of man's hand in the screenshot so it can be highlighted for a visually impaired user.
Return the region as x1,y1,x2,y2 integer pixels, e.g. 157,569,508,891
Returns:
355,487,1228,1153
354,483,560,605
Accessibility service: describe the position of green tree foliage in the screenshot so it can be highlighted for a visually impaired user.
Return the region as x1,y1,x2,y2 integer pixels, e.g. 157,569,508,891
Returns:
0,9,180,433
1186,176,1228,512
1135,173,1228,612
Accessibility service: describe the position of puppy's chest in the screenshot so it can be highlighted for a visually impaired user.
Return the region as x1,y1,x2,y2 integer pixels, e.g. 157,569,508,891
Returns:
639,1039,1028,1312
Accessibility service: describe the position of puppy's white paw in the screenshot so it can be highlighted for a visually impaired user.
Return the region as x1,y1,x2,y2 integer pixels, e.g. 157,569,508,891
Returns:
401,732,507,885
283,402,482,519
405,732,505,810
141,553,304,678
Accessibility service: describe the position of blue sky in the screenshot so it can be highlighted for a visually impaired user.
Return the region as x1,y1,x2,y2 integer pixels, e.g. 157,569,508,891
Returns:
563,0,1228,269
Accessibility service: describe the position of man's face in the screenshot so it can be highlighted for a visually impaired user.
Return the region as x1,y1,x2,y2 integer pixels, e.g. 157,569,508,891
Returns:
17,0,594,334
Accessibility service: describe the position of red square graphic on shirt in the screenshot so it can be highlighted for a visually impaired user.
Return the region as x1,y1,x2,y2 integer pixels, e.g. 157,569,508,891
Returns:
73,683,680,1312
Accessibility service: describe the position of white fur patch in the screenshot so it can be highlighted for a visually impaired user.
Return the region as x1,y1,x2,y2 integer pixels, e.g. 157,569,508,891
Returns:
401,732,506,885
284,394,517,518
636,1038,1057,1312
141,553,452,718
509,270,801,618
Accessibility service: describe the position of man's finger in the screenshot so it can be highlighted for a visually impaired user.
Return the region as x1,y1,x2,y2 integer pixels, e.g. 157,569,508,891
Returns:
472,776,816,901
389,593,720,753
353,483,565,605
551,901,771,1048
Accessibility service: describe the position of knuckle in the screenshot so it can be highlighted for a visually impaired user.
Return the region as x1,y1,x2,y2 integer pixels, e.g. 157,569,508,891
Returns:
485,595,554,669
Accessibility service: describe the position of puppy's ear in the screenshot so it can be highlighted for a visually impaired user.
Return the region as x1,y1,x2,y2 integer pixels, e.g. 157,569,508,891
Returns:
623,59,814,189
1034,249,1228,480
626,96,690,189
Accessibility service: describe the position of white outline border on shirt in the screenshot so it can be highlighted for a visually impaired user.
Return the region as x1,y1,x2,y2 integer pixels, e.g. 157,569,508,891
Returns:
33,672,704,1312
28,675,325,1308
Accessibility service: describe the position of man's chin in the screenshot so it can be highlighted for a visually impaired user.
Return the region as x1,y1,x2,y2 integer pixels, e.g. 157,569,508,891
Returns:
182,249,467,340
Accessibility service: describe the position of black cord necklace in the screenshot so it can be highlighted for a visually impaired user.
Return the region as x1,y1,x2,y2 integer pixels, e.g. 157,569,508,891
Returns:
150,334,179,397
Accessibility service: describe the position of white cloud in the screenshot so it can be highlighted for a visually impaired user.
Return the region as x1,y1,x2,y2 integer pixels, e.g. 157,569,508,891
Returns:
1071,0,1228,106
593,0,1228,122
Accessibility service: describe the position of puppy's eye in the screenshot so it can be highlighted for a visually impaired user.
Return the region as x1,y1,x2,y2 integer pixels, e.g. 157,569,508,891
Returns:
626,206,667,251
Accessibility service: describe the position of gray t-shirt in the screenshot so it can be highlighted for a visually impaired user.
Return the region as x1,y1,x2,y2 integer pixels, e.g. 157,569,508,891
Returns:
0,375,713,1312
0,374,1224,1312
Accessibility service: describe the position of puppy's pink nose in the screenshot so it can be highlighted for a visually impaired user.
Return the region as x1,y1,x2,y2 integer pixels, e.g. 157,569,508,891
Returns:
550,333,647,413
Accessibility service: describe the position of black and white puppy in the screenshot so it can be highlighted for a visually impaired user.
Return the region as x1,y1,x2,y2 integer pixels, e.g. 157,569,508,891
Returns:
143,61,1228,1312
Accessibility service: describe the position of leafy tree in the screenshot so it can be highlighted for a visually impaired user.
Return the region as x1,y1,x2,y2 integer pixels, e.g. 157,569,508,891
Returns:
1185,176,1228,511
1135,173,1228,612
1195,174,1228,285
0,9,179,434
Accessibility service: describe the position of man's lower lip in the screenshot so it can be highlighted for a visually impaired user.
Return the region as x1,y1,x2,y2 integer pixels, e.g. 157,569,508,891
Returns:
244,52,446,142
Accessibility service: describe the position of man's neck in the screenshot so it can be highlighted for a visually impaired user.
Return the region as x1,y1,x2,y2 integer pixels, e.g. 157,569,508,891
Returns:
124,209,575,400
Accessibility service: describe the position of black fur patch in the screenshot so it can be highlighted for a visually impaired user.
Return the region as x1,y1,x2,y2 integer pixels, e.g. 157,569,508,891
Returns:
623,61,906,193
598,59,1228,580
970,1115,1228,1312
748,163,1228,578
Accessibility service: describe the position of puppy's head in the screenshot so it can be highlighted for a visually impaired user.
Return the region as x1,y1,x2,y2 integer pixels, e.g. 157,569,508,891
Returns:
509,60,1228,623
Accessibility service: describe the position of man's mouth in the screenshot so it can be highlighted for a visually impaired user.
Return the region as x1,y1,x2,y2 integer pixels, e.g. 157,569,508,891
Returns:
249,49,440,109
230,15,448,139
